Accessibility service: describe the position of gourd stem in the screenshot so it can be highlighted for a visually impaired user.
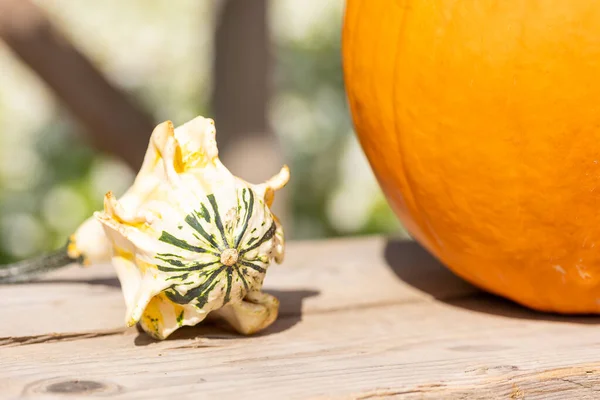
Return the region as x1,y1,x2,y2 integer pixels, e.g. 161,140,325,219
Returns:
0,245,76,284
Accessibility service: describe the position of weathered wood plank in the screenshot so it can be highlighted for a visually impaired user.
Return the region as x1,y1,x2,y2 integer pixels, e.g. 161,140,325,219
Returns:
1,295,600,399
2,236,599,399
0,236,477,338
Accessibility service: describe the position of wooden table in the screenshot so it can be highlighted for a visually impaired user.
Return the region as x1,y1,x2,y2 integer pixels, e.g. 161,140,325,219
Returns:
1,236,600,399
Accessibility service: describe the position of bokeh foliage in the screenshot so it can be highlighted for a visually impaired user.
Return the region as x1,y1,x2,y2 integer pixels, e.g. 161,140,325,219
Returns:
0,1,406,263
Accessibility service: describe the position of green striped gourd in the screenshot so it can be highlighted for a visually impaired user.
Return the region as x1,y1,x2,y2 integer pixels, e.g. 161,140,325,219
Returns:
68,116,289,339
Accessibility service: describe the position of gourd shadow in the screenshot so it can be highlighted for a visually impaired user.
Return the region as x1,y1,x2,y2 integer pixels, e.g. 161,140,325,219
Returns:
133,289,319,346
384,239,600,325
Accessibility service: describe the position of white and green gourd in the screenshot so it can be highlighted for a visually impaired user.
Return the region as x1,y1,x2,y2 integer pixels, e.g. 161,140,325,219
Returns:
0,116,290,340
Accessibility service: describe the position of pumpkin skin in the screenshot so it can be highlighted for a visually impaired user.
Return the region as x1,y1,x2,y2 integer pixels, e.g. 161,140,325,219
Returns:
342,0,600,313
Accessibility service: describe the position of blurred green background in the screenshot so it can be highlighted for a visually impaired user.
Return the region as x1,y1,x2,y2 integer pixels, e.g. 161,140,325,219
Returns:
0,0,408,263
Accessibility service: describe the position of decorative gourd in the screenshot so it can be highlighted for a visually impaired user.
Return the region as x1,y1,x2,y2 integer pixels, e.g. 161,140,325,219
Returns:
66,116,289,339
343,1,600,313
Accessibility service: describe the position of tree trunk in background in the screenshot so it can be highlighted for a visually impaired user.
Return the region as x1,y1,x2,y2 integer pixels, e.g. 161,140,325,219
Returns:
213,0,290,231
0,0,155,171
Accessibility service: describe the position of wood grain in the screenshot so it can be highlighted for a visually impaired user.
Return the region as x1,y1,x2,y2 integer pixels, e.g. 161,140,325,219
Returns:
1,236,599,399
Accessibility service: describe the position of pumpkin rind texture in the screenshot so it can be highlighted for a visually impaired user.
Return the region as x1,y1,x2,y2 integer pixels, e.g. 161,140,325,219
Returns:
343,0,600,313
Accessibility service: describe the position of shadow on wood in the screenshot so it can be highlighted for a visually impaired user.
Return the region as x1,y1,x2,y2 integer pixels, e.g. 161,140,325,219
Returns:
133,289,319,346
384,239,600,324
260,289,319,335
133,323,240,346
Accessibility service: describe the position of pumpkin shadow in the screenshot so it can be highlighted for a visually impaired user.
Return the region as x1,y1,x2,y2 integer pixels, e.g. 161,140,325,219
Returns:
384,239,600,324
133,289,319,346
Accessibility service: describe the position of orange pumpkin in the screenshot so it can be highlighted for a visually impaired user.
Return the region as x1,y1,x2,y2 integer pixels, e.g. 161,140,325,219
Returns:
342,0,600,313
